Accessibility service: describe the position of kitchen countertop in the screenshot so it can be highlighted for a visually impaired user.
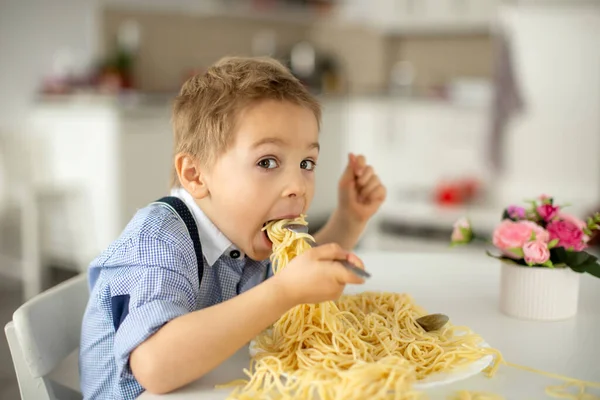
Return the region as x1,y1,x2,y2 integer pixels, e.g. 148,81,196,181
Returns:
137,251,600,400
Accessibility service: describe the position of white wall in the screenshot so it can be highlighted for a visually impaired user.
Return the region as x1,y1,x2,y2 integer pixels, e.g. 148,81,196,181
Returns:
497,5,600,207
0,0,100,132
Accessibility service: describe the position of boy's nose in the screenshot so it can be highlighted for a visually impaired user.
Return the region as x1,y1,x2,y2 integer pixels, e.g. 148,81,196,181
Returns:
282,171,307,198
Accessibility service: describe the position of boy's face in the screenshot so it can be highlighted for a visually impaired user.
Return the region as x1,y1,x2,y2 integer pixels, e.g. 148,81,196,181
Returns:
199,99,319,261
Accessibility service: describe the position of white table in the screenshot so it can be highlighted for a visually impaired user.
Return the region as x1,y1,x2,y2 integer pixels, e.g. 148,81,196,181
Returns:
138,251,600,399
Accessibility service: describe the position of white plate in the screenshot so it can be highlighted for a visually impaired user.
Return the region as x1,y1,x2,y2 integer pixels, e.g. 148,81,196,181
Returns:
248,336,494,390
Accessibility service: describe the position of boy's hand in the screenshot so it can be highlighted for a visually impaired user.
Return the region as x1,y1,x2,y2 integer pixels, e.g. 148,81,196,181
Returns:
273,243,365,306
338,153,387,225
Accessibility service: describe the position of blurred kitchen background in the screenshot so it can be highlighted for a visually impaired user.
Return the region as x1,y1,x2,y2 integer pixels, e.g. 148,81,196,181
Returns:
1,0,600,395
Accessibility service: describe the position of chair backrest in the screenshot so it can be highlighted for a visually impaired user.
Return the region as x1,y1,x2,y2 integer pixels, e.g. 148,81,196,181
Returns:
5,272,89,400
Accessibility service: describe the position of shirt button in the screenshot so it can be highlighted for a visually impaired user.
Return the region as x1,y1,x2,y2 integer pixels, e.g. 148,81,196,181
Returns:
230,250,241,259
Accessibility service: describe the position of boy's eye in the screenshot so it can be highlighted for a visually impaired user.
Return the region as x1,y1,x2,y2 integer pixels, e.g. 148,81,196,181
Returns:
258,158,278,169
300,159,316,171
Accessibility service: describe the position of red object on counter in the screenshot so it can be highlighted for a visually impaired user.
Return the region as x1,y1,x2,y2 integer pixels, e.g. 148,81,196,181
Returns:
435,178,481,206
435,183,463,206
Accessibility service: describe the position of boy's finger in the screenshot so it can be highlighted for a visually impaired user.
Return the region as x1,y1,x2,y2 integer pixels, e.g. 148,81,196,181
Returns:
339,153,356,187
362,184,387,203
354,155,367,176
359,178,382,200
328,261,365,285
357,166,375,186
309,242,348,261
347,253,364,269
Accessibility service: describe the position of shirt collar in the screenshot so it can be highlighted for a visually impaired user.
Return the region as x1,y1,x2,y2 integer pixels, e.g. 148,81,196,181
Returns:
170,187,244,266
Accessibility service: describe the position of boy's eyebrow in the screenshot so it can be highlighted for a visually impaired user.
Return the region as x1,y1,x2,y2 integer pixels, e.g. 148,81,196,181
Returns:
253,137,320,151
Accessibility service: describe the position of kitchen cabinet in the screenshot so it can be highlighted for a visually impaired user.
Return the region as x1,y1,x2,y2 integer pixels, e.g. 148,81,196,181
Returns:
28,96,173,258
336,0,501,34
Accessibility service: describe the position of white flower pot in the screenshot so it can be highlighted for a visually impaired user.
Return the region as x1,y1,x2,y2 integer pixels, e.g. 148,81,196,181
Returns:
499,262,580,321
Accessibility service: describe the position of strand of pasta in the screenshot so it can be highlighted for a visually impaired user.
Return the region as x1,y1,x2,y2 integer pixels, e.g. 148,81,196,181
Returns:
545,381,600,400
503,362,600,390
503,362,600,400
448,390,505,400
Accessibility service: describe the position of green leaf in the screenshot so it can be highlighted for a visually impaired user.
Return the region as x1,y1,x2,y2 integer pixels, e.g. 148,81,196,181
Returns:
530,231,536,241
548,239,559,249
554,248,598,272
542,260,554,268
552,247,569,263
485,250,502,260
508,247,524,258
460,227,473,242
568,251,591,267
486,251,530,266
569,263,587,273
585,262,600,279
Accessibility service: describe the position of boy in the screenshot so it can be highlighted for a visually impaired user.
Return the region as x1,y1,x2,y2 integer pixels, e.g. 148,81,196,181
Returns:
79,56,386,399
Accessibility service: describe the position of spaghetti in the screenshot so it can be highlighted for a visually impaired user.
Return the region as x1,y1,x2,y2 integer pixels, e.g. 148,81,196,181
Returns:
222,216,599,399
263,215,313,274
225,216,500,399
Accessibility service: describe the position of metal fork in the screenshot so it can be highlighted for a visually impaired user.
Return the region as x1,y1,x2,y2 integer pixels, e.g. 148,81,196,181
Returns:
284,223,371,279
285,223,450,332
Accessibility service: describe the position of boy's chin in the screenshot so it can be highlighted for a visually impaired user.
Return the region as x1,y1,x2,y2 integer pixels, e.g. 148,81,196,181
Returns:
245,248,271,261
246,237,272,261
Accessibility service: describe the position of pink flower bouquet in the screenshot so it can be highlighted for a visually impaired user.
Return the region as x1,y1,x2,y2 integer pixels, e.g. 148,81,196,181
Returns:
450,195,600,278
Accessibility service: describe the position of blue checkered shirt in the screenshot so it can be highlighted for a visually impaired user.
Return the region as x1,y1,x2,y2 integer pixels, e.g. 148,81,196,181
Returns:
79,199,271,399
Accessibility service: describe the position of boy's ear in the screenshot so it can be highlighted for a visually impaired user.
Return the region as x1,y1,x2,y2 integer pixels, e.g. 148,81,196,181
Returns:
174,153,209,199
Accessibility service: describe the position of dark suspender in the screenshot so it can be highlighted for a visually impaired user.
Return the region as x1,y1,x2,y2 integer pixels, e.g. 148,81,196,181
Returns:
111,196,205,331
155,196,205,286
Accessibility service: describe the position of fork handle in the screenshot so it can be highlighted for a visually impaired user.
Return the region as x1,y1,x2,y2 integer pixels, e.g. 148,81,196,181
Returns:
303,238,370,279
339,259,371,279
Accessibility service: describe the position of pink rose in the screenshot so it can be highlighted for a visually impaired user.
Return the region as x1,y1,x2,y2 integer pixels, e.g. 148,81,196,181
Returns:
537,204,559,221
547,219,586,251
558,212,589,242
518,221,550,243
523,240,550,265
559,212,586,229
451,218,472,243
493,220,549,258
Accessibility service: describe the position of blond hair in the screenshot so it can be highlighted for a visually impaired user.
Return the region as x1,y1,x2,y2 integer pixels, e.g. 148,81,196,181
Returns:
170,56,322,187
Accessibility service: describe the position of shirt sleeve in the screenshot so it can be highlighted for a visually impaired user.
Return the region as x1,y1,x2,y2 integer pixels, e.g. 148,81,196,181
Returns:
109,235,198,382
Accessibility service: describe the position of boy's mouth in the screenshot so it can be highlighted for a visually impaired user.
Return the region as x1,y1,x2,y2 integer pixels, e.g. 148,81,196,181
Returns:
262,221,273,245
261,215,300,245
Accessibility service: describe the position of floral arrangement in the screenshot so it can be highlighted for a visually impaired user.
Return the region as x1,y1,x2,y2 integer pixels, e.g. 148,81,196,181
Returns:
450,195,600,278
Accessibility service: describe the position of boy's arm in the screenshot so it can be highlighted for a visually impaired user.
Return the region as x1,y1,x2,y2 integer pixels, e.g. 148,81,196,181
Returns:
130,276,293,394
313,153,386,250
126,242,362,395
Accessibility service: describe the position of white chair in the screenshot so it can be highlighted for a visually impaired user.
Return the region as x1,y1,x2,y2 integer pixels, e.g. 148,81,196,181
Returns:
0,132,95,300
4,272,89,400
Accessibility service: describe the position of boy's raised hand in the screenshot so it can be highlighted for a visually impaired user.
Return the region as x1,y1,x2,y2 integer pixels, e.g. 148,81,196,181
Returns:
272,243,365,306
337,153,387,225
